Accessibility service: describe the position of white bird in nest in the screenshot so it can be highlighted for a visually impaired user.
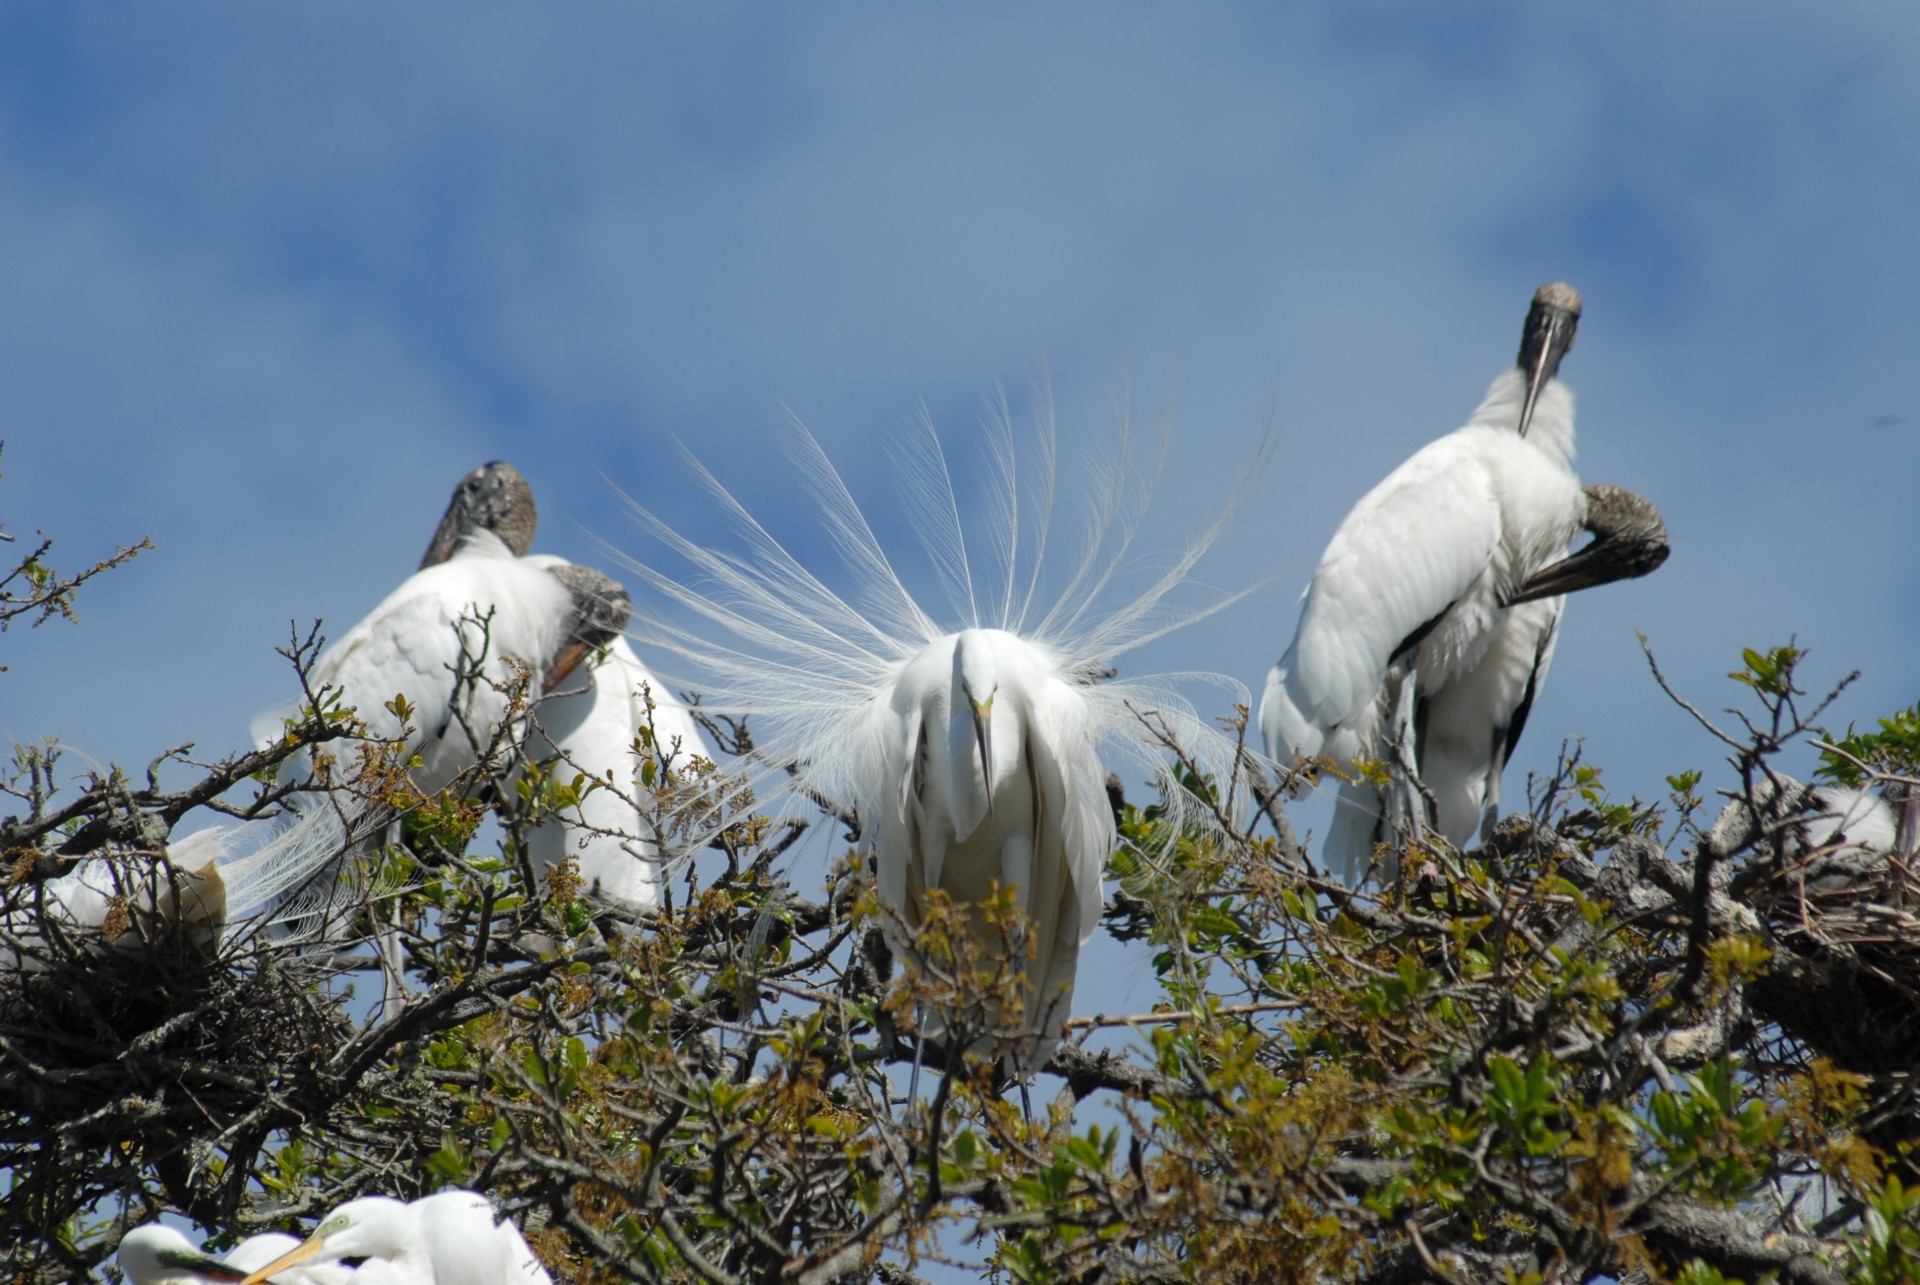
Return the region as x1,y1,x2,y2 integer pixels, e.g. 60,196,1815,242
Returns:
114,1223,351,1284
1706,774,1900,892
228,462,632,937
411,465,713,912
615,390,1256,1075
1260,283,1670,884
2,827,228,975
235,1189,552,1285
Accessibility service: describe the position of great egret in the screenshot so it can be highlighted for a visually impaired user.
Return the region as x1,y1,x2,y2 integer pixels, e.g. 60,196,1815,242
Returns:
1707,775,1897,892
115,1224,351,1284
1260,283,1669,882
615,394,1251,1073
237,1189,552,1285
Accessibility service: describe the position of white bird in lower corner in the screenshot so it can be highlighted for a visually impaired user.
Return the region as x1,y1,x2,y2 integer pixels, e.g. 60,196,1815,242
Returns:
236,1189,552,1285
616,394,1253,1076
1260,283,1670,884
115,1223,352,1285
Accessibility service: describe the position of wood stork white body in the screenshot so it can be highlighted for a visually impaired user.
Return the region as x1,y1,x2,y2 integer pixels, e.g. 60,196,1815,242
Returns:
518,564,712,912
223,465,630,931
614,398,1248,1075
236,1189,552,1285
1262,284,1668,883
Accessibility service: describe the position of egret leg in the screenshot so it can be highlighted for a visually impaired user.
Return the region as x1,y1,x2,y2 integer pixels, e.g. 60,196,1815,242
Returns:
1018,1079,1033,1126
376,820,409,1024
905,1004,927,1112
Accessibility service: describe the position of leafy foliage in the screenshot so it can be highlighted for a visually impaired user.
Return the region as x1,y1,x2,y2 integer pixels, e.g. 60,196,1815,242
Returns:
3,532,1919,1285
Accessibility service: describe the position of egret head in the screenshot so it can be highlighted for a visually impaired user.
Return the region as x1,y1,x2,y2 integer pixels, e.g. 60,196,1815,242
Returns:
953,631,1000,815
117,1224,246,1284
420,460,539,567
1514,282,1582,439
543,565,633,693
236,1197,412,1284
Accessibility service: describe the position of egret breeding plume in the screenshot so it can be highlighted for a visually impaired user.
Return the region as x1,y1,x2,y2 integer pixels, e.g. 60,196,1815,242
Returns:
237,1189,552,1285
224,462,632,936
617,390,1255,1072
1261,283,1670,883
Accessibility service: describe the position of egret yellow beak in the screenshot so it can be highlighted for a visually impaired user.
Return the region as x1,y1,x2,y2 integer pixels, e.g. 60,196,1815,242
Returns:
970,694,995,817
238,1234,328,1285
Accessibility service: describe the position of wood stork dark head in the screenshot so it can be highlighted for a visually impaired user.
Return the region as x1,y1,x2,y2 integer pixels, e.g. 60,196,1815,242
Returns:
543,564,632,693
1516,282,1583,439
419,461,538,568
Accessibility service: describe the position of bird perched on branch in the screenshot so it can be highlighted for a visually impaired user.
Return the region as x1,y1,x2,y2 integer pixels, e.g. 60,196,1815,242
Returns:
1261,283,1669,883
226,462,631,935
616,391,1254,1074
115,1223,352,1284
413,462,711,913
236,1188,552,1285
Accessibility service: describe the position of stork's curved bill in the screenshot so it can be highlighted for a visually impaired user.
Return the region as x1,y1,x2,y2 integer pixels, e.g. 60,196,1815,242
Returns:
1261,282,1668,883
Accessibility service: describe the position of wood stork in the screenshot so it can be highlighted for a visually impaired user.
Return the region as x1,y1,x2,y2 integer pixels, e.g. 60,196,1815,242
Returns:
514,590,712,912
411,464,712,911
1260,283,1670,882
613,399,1249,1075
222,464,632,932
236,1189,552,1285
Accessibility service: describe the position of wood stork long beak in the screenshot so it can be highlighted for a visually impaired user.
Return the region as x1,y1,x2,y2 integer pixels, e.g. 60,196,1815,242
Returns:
154,1247,249,1281
1507,483,1669,605
419,461,538,568
970,694,996,818
541,565,631,693
543,639,594,694
1515,282,1582,439
237,1235,328,1285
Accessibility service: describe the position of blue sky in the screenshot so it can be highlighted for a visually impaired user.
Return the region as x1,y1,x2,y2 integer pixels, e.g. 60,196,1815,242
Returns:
4,3,1915,864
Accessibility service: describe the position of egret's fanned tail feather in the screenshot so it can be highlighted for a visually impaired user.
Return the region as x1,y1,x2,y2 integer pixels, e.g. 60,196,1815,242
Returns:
612,383,1269,1068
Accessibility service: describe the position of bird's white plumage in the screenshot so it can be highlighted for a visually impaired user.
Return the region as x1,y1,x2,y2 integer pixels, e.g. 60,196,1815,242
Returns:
221,529,584,928
1263,366,1585,881
523,628,712,909
2,829,228,973
236,1189,551,1285
614,394,1252,1070
871,628,1109,1064
299,530,575,797
115,1224,352,1285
